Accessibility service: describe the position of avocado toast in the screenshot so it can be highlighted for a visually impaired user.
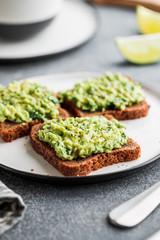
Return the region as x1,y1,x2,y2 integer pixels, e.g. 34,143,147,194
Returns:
60,72,149,120
30,116,141,176
0,81,69,142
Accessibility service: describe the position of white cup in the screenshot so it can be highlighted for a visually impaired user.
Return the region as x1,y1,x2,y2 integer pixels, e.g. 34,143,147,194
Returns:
0,0,64,25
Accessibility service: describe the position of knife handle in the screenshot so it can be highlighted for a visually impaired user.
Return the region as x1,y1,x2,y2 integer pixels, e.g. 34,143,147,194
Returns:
109,181,160,228
90,0,160,12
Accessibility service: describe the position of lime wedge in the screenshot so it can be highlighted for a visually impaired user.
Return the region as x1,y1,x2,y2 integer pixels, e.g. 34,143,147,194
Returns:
137,5,160,34
116,34,160,64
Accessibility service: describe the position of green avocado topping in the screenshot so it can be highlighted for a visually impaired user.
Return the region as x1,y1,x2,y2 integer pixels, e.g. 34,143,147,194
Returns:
0,81,59,123
38,116,127,161
61,72,145,112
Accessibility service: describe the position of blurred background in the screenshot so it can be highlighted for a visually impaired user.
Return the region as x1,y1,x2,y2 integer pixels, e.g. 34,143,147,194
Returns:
0,0,159,90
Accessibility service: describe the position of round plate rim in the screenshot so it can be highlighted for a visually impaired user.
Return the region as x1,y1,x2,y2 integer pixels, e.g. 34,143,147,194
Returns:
0,72,160,184
0,1,100,61
0,153,160,184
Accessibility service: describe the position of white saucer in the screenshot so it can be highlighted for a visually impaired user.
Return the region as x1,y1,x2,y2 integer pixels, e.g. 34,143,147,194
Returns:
0,0,98,60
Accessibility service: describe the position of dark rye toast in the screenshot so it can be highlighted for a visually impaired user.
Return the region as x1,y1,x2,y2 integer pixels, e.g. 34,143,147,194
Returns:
0,107,69,142
30,123,141,177
62,98,149,120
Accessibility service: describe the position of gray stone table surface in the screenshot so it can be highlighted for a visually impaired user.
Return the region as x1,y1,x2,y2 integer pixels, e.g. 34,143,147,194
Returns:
0,4,160,240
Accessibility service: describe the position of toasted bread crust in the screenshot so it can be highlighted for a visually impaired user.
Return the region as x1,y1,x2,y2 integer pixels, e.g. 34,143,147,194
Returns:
62,99,150,120
0,108,69,142
30,123,141,176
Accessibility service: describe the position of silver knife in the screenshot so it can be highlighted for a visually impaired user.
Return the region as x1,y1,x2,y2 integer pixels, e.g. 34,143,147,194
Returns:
109,181,160,228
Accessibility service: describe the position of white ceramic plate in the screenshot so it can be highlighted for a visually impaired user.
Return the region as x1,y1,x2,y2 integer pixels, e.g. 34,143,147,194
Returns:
0,0,98,60
0,72,160,183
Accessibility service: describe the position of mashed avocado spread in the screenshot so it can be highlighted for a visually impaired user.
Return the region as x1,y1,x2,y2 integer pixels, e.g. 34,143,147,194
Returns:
0,81,59,123
38,116,127,161
61,72,145,112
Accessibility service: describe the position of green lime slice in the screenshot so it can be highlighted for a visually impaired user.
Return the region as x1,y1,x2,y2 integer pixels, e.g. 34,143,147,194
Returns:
137,5,160,34
116,34,160,64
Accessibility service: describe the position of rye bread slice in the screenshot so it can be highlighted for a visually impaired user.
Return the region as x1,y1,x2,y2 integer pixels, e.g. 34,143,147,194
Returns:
62,99,149,120
30,123,141,177
0,107,69,142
